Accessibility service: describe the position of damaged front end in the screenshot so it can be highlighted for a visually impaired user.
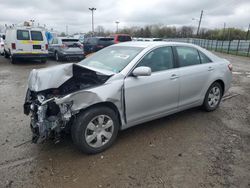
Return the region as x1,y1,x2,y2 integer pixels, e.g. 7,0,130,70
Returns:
24,92,73,143
24,63,113,143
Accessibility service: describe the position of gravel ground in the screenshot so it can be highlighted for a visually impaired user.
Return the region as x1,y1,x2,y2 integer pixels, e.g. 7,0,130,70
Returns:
0,53,249,188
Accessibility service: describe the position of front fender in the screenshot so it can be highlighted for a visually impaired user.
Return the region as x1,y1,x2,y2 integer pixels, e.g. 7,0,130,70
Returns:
54,80,126,126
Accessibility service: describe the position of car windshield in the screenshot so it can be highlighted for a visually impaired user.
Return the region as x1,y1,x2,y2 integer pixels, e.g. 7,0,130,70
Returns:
62,39,81,47
79,46,144,73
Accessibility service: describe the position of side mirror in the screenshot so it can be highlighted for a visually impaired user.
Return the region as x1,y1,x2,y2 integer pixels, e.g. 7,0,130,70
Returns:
132,66,152,77
2,35,5,40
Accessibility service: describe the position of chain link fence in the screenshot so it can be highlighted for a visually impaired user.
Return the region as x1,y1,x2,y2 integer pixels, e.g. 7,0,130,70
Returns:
165,38,250,57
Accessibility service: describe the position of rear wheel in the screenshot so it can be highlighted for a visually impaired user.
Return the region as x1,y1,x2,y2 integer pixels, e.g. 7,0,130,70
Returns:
71,106,119,154
203,82,223,111
40,58,47,63
10,55,16,64
4,50,9,58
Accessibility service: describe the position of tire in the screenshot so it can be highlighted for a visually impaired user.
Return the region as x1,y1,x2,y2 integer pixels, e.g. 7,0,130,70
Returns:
4,50,9,58
40,59,47,63
203,82,223,111
55,52,60,62
71,106,119,154
10,55,16,64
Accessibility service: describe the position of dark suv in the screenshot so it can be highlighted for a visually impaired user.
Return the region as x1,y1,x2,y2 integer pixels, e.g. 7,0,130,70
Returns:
83,37,114,55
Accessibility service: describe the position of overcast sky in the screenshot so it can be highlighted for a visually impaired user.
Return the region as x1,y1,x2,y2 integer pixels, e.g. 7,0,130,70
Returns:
0,0,249,34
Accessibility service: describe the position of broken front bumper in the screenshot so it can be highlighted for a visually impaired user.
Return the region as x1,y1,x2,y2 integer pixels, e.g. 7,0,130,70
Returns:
24,95,73,143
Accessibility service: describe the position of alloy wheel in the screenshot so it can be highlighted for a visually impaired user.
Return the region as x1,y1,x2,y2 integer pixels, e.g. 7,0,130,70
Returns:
84,115,114,148
208,86,221,108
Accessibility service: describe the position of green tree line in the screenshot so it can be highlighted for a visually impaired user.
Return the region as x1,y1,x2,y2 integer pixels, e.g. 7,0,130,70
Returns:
91,24,250,40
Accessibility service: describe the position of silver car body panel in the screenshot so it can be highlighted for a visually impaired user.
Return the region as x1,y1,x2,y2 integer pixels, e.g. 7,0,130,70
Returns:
25,42,232,137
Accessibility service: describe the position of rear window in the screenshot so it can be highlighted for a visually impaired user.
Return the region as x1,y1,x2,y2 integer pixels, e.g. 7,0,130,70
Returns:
98,38,114,45
31,31,43,41
17,30,30,40
62,39,81,47
176,46,201,67
117,35,132,42
62,39,79,43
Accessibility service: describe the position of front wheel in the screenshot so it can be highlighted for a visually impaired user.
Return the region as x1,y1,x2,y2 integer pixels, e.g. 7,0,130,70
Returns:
203,82,223,111
54,52,60,62
71,106,119,154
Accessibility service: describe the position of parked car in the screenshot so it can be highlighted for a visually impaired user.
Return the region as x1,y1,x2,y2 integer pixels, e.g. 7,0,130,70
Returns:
83,37,114,55
0,37,4,55
48,37,84,61
111,34,132,43
4,25,48,63
23,42,232,154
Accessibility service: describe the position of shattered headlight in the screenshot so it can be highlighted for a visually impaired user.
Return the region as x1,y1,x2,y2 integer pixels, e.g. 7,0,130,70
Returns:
37,94,45,104
59,101,73,120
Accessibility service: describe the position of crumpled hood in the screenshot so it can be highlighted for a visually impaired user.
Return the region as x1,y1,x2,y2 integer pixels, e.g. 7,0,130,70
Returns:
27,63,114,92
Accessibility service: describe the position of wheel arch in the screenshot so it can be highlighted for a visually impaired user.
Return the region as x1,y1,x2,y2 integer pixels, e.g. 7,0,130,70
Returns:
77,101,122,129
212,79,225,95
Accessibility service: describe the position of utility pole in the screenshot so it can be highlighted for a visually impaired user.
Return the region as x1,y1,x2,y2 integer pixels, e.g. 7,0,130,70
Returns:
66,25,68,36
196,10,203,36
89,7,96,35
246,24,250,40
227,27,231,41
115,21,120,33
222,23,226,40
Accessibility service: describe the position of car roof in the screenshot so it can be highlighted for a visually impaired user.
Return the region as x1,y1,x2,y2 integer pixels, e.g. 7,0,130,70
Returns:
114,41,200,48
114,34,130,36
57,37,78,40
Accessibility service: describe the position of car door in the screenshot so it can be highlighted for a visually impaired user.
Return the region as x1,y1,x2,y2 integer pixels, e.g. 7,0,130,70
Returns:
124,46,179,125
48,38,58,55
83,38,91,54
174,46,213,108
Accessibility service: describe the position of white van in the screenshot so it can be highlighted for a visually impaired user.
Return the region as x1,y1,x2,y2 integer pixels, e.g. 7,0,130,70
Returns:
4,25,48,63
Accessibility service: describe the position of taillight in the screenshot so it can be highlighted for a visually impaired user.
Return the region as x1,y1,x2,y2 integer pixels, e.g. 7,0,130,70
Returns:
45,44,48,50
11,43,16,50
97,45,104,48
228,63,233,71
61,44,67,49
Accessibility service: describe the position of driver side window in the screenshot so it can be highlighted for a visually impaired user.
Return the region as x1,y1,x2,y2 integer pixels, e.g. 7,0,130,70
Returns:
136,47,174,72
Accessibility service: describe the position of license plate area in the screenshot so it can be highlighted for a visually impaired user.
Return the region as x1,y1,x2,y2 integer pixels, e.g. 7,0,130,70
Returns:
33,45,41,49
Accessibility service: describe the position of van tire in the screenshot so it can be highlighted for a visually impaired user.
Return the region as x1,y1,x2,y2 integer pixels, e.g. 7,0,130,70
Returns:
10,56,16,64
40,59,47,63
4,50,9,58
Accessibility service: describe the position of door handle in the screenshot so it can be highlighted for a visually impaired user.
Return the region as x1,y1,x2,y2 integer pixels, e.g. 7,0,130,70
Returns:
170,74,179,80
208,67,214,71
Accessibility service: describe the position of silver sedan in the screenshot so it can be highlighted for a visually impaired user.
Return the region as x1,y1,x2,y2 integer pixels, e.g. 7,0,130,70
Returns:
24,42,232,153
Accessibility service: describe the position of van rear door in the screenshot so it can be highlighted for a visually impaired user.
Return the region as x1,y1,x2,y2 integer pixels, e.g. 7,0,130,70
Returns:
15,30,33,53
15,30,46,54
30,30,46,53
